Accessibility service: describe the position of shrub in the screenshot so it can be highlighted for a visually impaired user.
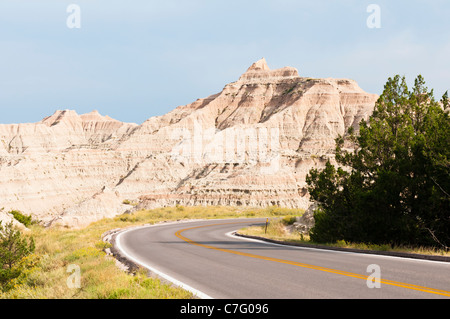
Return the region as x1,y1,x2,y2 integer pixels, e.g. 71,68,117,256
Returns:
9,210,34,227
0,221,36,291
282,216,297,225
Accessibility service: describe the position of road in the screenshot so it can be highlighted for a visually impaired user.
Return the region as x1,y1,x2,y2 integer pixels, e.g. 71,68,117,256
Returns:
114,218,450,299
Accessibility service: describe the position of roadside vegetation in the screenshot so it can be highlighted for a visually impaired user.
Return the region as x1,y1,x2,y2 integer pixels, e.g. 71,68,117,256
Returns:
8,210,37,228
238,217,450,257
306,75,449,251
241,75,449,257
0,205,299,299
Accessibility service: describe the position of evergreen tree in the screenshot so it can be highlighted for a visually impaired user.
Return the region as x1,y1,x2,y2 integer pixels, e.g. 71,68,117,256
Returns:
0,221,35,289
306,75,450,249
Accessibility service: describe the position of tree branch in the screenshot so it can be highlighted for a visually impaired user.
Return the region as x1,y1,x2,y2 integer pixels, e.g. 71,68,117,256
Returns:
425,227,449,251
431,177,450,198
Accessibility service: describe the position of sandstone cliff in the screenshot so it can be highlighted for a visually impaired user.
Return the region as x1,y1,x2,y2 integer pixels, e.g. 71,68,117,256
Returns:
0,59,378,228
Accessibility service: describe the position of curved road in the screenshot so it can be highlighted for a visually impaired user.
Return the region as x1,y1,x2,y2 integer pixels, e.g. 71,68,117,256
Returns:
115,218,450,299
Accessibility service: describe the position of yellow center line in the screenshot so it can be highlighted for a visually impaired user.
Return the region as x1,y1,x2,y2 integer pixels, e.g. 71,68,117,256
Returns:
175,222,450,298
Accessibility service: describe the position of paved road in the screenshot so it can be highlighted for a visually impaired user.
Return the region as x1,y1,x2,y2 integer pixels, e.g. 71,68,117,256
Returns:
115,218,450,299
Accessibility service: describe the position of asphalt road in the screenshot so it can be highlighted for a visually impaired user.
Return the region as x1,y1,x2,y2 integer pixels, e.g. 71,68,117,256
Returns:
115,218,450,299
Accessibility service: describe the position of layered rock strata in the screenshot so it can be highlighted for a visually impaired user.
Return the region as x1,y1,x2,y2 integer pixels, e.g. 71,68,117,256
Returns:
0,58,378,228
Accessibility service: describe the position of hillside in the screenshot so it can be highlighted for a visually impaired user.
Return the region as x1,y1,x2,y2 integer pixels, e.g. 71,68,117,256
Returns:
0,58,378,228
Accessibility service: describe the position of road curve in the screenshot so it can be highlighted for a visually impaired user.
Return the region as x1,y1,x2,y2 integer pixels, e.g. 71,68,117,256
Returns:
114,218,450,299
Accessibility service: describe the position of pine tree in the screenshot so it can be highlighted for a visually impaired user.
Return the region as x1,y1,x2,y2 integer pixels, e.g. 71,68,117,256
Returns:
0,221,35,289
306,75,450,249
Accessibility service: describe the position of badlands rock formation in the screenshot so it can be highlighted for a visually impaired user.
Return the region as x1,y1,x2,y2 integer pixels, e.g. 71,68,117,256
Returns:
0,58,378,228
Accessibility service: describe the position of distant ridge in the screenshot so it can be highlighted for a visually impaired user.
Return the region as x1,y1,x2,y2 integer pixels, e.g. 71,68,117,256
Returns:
0,59,378,228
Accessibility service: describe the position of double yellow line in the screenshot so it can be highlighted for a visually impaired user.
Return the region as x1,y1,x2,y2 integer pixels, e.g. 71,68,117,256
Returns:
175,222,450,298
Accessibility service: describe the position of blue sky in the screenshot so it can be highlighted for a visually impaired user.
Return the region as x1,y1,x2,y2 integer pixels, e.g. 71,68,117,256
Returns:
1,0,449,124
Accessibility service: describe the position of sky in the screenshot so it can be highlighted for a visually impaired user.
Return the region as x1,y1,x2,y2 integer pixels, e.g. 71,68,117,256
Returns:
0,0,449,124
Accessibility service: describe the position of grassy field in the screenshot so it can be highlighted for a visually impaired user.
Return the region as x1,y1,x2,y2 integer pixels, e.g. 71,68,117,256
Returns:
0,205,302,299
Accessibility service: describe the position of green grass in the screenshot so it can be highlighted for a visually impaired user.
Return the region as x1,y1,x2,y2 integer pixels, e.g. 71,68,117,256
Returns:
0,205,301,299
238,217,450,257
5,204,446,299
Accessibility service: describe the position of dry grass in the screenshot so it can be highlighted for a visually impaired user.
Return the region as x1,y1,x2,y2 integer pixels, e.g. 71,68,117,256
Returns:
0,205,301,299
4,205,446,299
239,217,450,257
239,217,310,244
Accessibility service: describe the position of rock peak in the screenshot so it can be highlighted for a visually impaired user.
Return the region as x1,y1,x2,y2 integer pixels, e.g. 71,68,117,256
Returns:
80,110,118,122
246,58,270,72
239,58,299,83
40,109,79,126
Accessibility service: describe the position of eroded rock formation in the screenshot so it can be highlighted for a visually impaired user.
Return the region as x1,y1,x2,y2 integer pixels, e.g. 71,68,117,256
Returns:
0,59,378,228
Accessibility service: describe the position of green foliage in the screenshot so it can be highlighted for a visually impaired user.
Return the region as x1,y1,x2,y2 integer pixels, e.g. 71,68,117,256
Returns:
65,246,104,263
306,75,450,249
282,85,297,95
9,210,34,227
107,288,131,299
0,221,36,291
281,216,297,225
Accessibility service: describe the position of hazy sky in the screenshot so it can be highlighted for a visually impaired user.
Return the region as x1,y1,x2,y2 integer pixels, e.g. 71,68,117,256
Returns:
1,0,449,124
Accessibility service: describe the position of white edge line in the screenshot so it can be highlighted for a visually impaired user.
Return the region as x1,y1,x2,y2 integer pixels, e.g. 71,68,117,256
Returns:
115,225,214,299
115,219,449,300
226,230,450,265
